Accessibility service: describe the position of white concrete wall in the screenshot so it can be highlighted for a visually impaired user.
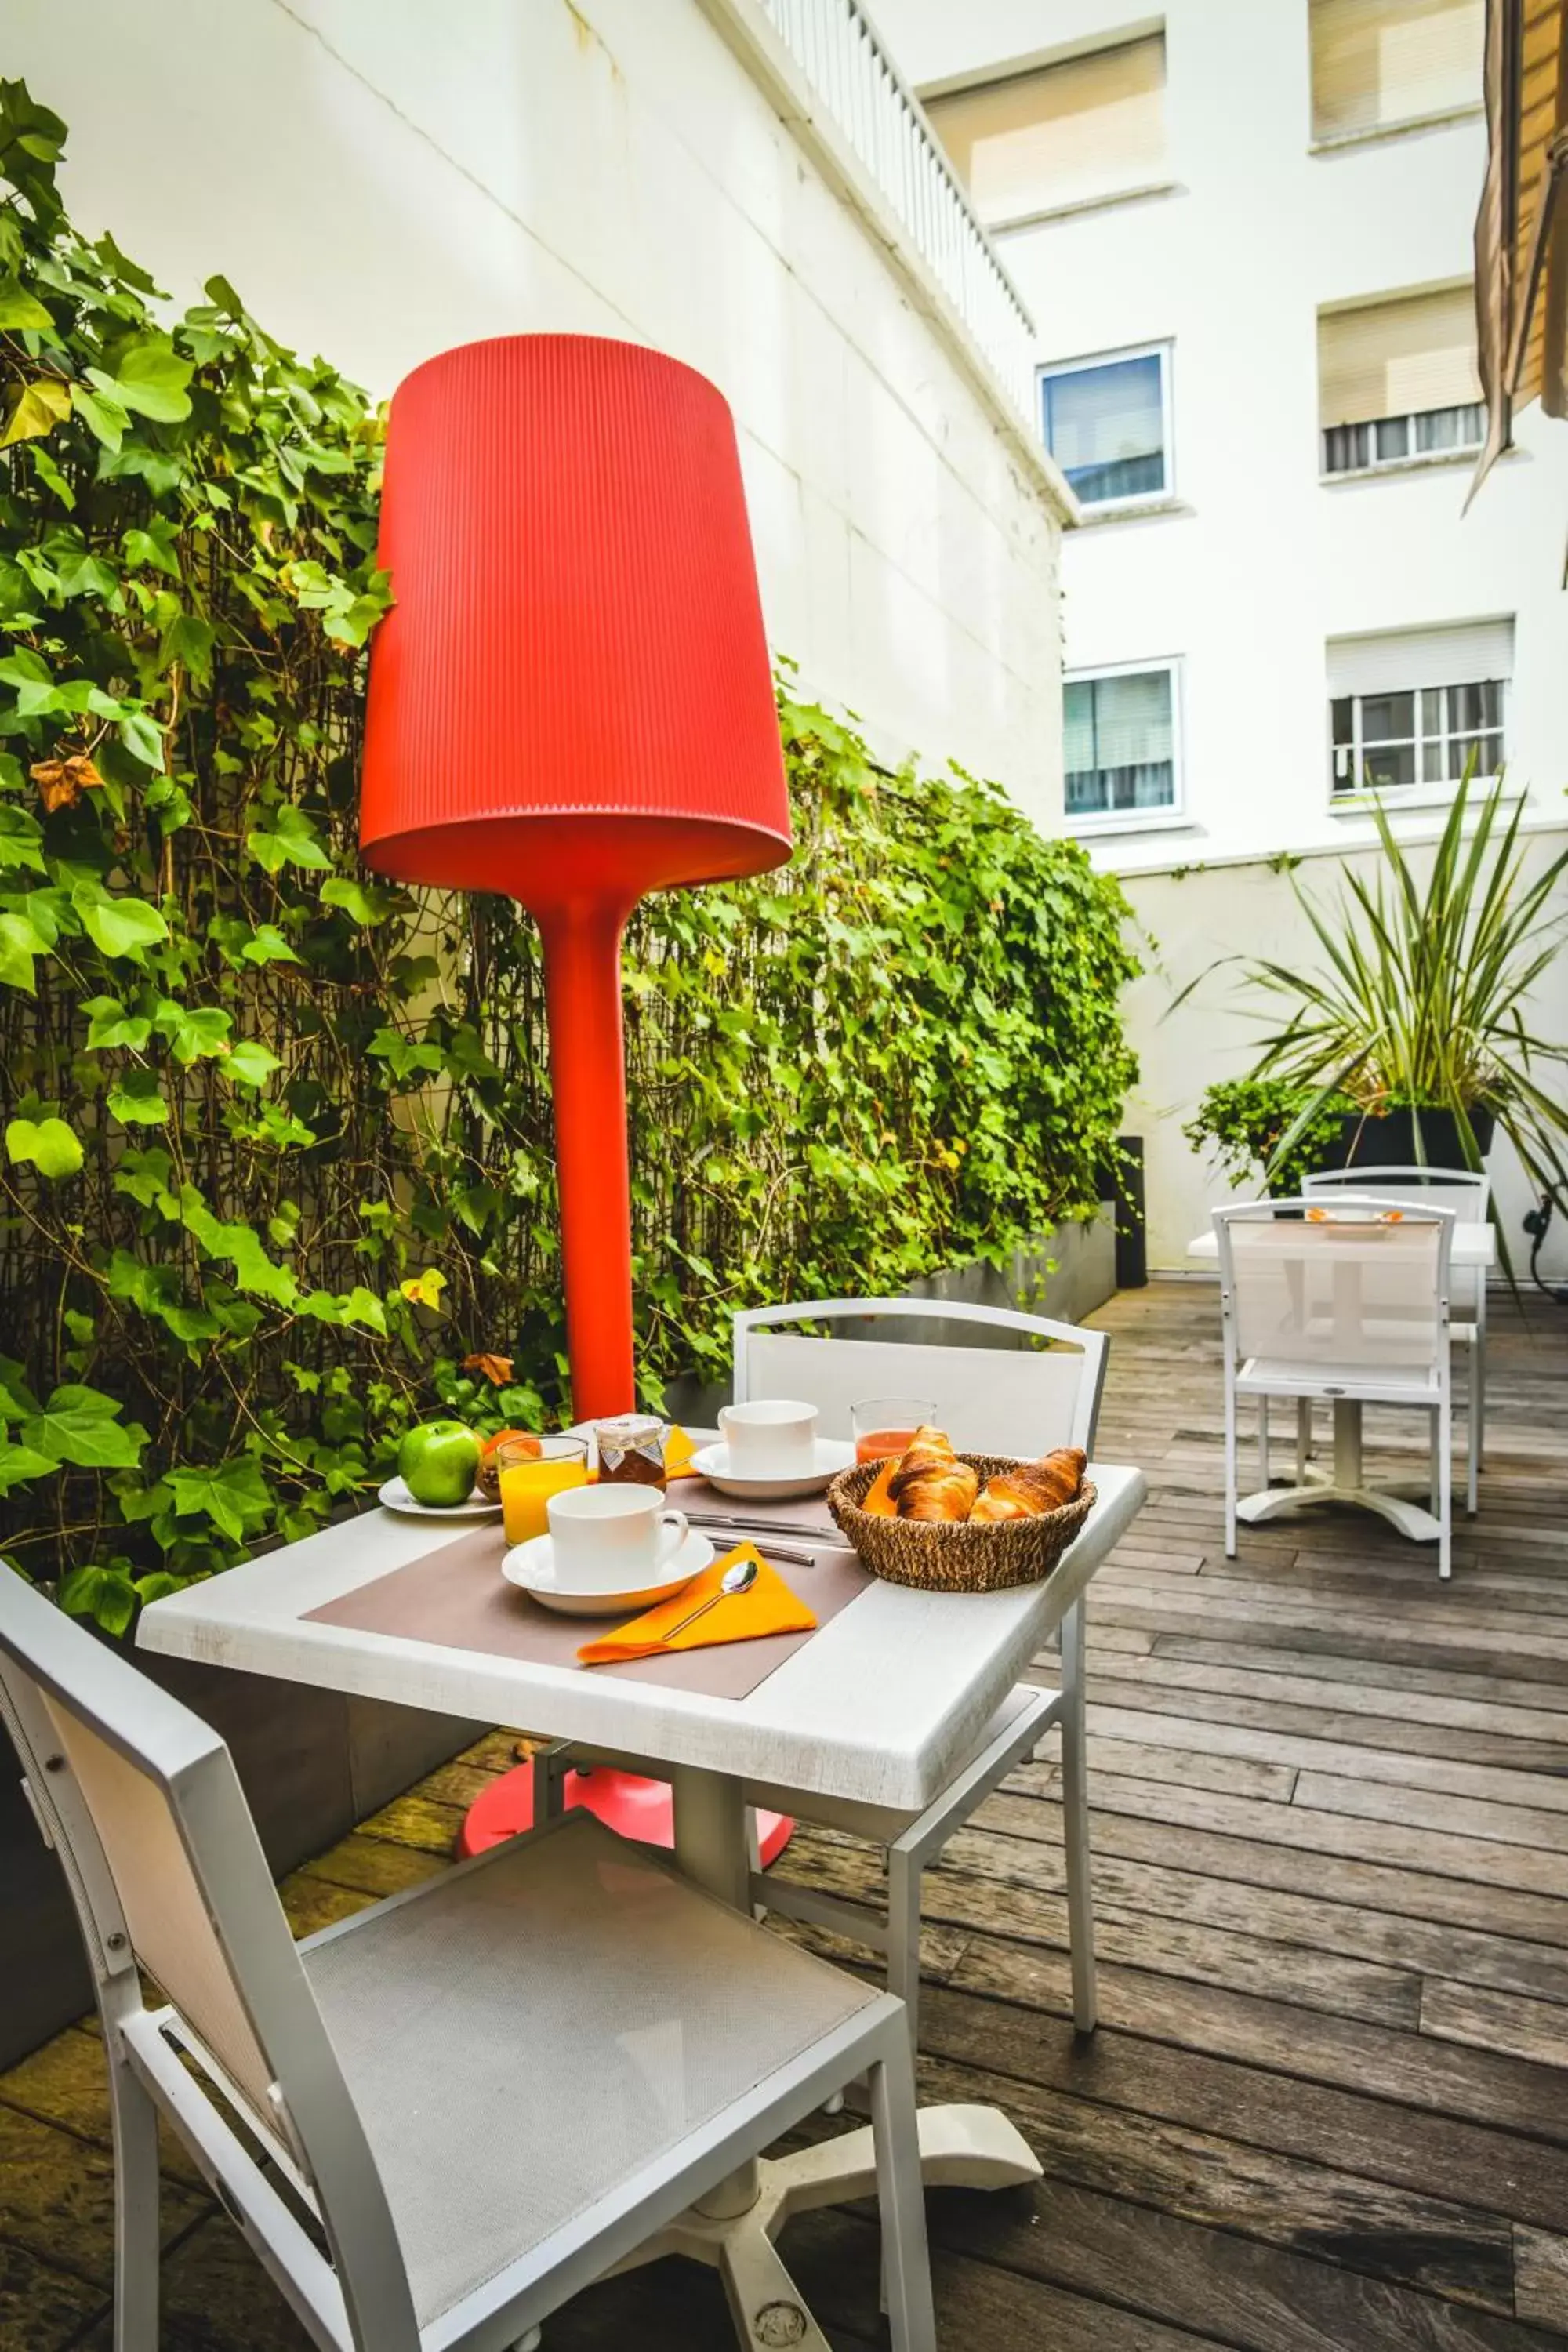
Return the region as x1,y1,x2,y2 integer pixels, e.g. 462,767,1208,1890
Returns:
1118,830,1568,1283
880,0,1568,868
9,0,1066,826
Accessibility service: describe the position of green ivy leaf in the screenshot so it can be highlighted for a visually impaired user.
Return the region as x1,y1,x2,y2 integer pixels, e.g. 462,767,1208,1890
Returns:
59,1563,139,1638
0,909,42,991
107,1069,169,1125
0,273,54,332
74,887,169,961
117,708,166,773
110,335,194,422
122,523,180,578
22,1384,145,1469
83,995,152,1051
71,378,129,453
0,1439,56,1494
298,1285,387,1336
5,1113,82,1178
164,1456,271,1542
238,923,299,967
154,998,231,1062
321,875,399,926
245,801,332,873
224,1036,282,1087
0,808,45,873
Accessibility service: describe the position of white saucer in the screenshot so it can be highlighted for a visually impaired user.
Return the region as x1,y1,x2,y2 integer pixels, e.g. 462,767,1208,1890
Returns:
690,1438,855,1501
377,1476,500,1519
501,1526,714,1617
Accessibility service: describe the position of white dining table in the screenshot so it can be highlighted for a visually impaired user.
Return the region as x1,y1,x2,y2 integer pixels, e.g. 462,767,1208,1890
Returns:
140,1454,1145,2347
1187,1220,1495,1541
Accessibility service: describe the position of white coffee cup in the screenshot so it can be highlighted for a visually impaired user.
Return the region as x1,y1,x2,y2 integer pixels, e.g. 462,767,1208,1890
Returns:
717,1398,818,1479
546,1483,690,1592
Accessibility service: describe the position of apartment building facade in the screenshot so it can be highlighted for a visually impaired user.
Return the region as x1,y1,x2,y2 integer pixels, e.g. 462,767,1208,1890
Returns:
8,0,1073,829
880,0,1568,873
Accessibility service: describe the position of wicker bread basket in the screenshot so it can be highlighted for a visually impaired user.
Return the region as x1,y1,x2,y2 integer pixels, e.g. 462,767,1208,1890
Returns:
826,1453,1096,1595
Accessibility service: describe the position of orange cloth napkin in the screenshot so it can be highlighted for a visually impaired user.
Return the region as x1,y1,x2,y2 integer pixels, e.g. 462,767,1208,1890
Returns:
664,1423,700,1480
576,1542,816,1666
860,1457,899,1517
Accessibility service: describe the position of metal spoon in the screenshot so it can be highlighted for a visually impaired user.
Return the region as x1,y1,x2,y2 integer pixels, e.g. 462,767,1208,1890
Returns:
663,1557,759,1642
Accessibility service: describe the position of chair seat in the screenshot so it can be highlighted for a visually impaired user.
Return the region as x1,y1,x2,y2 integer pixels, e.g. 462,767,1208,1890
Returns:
1237,1356,1443,1404
299,1813,878,2328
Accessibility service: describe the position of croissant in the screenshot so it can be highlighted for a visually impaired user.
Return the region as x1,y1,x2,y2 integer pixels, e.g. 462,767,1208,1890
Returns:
971,1446,1086,1523
887,1424,956,1499
896,1457,979,1522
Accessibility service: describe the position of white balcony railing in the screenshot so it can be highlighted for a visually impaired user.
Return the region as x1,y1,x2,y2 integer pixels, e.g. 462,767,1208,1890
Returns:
754,0,1038,424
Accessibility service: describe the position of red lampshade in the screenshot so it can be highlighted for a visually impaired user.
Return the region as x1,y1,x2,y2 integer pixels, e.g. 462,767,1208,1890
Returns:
359,336,791,1419
361,334,790,909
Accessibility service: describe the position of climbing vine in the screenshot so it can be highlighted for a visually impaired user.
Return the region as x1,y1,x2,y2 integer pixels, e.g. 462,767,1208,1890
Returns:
0,82,1138,1631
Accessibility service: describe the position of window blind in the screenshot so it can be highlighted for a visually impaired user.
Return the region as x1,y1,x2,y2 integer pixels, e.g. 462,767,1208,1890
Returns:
1326,619,1515,699
1318,285,1482,426
925,35,1166,226
1310,0,1483,140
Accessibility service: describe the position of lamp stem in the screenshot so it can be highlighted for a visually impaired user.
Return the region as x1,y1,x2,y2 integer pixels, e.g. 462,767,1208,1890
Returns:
537,896,639,1421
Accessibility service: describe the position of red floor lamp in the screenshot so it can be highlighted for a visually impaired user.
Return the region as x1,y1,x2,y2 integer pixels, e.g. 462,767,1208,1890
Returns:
359,334,793,1857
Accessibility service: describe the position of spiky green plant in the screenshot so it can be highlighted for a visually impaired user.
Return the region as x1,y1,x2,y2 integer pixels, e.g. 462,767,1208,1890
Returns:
1235,777,1568,1265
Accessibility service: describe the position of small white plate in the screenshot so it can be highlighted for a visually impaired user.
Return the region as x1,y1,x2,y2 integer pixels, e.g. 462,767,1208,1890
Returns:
690,1438,855,1501
377,1476,500,1519
501,1526,714,1617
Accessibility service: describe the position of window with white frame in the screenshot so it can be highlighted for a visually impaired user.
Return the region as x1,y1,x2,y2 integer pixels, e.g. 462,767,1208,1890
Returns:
1327,620,1512,797
1065,663,1180,821
1319,285,1483,475
1040,346,1171,507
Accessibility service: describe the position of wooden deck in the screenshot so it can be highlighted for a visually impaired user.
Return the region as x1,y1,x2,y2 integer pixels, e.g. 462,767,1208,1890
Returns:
5,1279,1568,2349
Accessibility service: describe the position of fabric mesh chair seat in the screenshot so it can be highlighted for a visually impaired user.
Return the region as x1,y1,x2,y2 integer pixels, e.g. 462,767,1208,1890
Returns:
303,1814,877,2327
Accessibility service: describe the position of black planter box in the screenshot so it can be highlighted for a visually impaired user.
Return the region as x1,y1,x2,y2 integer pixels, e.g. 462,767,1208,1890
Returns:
1270,1106,1497,1193
1,1652,483,2070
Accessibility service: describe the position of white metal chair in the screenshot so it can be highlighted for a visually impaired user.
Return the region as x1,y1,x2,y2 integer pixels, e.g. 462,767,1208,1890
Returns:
0,1566,936,2352
550,1296,1109,2049
1302,1164,1490,1513
1214,1200,1455,1577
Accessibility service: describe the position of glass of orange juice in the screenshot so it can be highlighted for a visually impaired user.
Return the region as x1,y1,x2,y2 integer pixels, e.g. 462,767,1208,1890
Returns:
498,1435,588,1544
851,1397,936,1465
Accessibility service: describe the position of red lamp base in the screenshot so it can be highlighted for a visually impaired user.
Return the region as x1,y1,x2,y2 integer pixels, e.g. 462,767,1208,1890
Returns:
456,1760,795,1866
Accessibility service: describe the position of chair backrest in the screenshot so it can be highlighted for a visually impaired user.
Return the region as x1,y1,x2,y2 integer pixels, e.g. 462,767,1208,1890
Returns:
732,1295,1108,1454
0,1567,419,2350
1301,1164,1490,1217
1301,1166,1486,1311
1213,1199,1454,1380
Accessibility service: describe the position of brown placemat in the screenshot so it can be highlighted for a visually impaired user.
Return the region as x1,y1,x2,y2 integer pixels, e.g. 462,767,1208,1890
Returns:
304,1506,871,1700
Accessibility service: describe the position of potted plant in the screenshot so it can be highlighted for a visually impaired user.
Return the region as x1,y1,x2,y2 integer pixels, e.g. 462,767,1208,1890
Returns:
1184,1076,1360,1196
1188,777,1568,1257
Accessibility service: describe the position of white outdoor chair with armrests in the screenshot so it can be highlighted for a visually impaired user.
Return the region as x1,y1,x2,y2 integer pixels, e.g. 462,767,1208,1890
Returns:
545,1297,1109,2049
0,1566,936,2352
1301,1165,1490,1514
1215,1199,1456,1578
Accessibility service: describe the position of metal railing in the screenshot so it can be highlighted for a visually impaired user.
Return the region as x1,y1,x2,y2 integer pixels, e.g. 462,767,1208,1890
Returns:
757,0,1038,422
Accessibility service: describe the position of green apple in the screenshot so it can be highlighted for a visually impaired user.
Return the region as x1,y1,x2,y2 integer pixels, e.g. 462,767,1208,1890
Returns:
398,1419,481,1508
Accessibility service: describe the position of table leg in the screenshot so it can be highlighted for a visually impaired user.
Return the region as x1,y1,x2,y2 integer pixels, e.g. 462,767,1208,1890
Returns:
1236,1397,1442,1543
671,1767,761,2220
642,1762,1038,2347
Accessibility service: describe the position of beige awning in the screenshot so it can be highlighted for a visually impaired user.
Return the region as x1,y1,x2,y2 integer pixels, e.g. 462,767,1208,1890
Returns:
1469,0,1568,499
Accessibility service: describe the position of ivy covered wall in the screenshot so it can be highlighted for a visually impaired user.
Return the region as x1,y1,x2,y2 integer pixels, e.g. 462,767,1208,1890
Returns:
0,83,1138,1631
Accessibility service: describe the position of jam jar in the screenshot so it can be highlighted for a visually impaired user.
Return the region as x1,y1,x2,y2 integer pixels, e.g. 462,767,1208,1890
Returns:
593,1414,669,1490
